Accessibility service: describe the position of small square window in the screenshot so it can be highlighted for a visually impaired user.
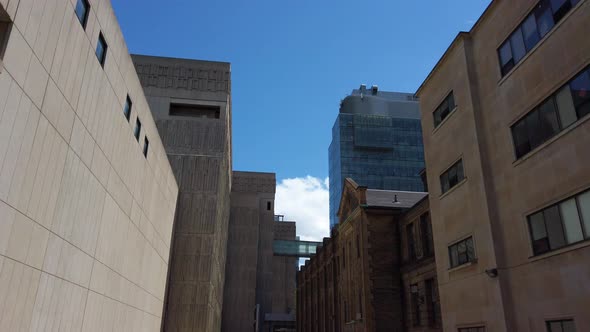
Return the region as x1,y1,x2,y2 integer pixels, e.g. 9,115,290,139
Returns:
96,32,107,67
134,118,141,141
448,237,476,268
546,319,576,332
143,137,149,158
75,0,90,29
123,96,132,121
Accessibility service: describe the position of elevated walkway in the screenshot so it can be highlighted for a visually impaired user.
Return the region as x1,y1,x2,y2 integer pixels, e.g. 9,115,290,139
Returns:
272,240,322,258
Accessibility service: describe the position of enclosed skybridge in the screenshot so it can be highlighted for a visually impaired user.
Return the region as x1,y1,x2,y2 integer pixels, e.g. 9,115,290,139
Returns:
272,240,322,258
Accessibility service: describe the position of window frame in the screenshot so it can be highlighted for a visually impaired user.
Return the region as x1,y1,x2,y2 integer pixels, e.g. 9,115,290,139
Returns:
440,159,465,195
406,223,416,261
433,92,456,128
527,188,590,256
497,0,581,77
96,32,107,67
448,236,476,269
546,318,576,332
75,0,90,29
124,95,132,121
143,136,149,158
134,118,141,141
458,327,485,332
511,66,590,159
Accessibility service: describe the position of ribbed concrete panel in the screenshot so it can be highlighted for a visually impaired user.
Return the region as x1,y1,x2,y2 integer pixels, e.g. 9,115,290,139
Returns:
133,54,232,332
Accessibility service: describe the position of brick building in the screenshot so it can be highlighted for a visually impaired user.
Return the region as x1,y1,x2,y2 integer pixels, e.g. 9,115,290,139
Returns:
297,178,440,332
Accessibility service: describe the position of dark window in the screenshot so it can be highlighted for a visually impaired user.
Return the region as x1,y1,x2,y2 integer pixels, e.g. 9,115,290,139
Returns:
522,14,540,51
134,118,141,141
123,95,132,121
169,103,221,119
143,137,149,158
433,92,456,128
411,284,420,326
498,0,580,77
267,201,271,211
458,327,485,332
356,235,360,258
0,5,12,61
75,0,90,29
569,70,590,119
546,319,576,332
528,189,590,255
425,279,439,327
511,67,590,159
448,237,476,268
96,32,107,67
407,223,416,261
420,213,433,257
440,159,465,194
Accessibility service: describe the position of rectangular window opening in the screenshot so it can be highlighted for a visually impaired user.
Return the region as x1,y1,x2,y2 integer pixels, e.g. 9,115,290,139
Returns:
448,236,476,268
433,92,456,128
0,5,12,62
143,137,149,158
75,0,90,29
267,201,271,211
440,159,465,194
124,95,132,121
96,32,107,67
546,319,576,332
458,327,485,332
134,118,141,141
169,103,221,119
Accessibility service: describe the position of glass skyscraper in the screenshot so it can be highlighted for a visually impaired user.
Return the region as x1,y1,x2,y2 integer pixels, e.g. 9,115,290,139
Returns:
328,85,425,229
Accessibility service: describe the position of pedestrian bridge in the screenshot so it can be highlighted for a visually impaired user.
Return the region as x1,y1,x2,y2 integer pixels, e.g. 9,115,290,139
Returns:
272,240,322,258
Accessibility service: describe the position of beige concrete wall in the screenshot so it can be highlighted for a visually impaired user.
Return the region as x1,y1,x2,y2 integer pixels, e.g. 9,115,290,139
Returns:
418,0,590,330
0,0,179,331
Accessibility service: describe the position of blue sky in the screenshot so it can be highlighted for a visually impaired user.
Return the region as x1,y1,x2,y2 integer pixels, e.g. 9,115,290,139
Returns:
112,0,491,182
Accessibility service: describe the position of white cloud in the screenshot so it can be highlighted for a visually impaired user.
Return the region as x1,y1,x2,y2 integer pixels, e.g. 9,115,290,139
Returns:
275,176,330,242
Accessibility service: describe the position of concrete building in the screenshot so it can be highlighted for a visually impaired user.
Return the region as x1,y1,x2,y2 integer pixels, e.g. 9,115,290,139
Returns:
297,178,440,332
328,85,424,229
0,0,178,330
132,54,232,332
416,0,590,331
222,171,296,332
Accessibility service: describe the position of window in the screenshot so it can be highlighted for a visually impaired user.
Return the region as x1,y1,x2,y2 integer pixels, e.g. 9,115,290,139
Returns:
458,327,485,332
0,5,12,62
448,237,476,268
143,137,149,158
410,284,421,326
123,96,132,121
546,319,576,332
407,223,416,261
440,159,465,194
75,0,90,29
511,66,590,158
433,92,456,128
356,234,360,258
420,213,433,257
96,32,107,67
528,189,590,255
425,279,438,327
497,0,580,76
169,103,220,119
134,118,141,141
267,201,271,211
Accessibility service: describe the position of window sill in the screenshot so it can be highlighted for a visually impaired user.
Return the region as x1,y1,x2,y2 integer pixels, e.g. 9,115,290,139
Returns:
439,178,467,200
432,107,458,135
528,239,590,262
512,112,590,167
448,259,478,273
498,0,586,86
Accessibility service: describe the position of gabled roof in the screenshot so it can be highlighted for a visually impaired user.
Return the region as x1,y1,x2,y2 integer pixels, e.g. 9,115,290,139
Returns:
365,189,427,209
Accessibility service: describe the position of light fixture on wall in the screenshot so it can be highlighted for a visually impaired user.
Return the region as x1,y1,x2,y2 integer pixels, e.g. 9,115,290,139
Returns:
485,268,498,278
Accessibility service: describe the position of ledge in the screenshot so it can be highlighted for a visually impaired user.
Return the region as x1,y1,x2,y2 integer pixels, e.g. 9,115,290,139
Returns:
439,178,468,200
448,259,478,273
432,107,458,135
528,240,590,263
